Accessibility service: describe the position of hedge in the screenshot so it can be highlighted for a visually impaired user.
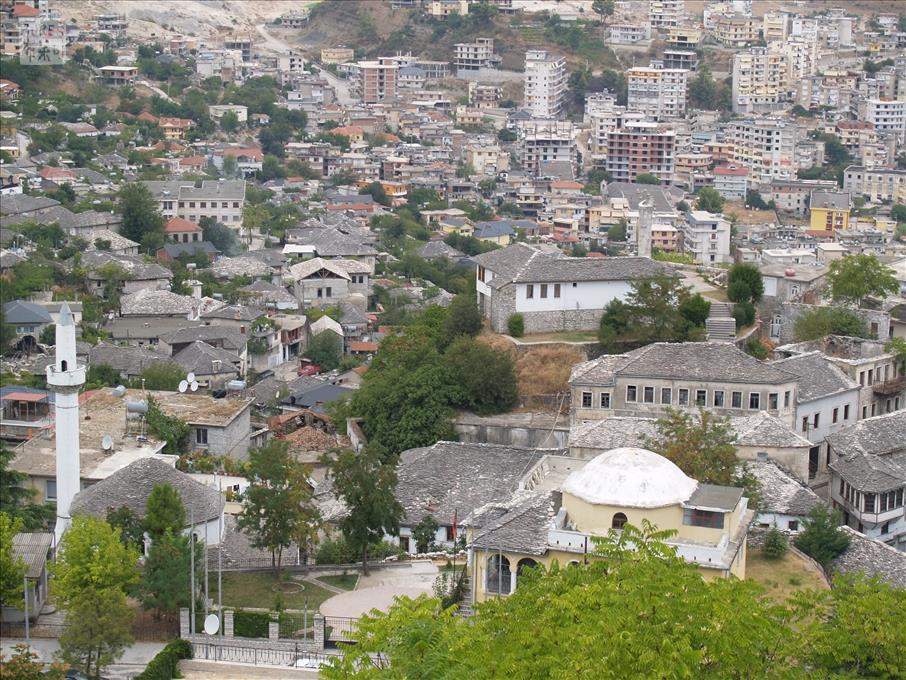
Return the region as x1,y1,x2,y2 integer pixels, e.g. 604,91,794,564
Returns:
133,639,191,680
234,610,270,638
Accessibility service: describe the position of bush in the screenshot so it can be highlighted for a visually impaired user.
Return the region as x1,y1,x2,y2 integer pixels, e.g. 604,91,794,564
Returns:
762,527,789,559
233,610,270,638
133,639,191,680
745,337,769,359
315,536,357,565
507,313,524,337
732,301,755,329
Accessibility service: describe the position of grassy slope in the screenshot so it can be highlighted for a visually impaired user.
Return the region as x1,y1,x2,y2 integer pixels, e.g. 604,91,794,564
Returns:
746,549,829,605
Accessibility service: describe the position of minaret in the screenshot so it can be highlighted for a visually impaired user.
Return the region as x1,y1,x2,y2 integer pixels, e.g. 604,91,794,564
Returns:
637,199,653,258
45,303,85,545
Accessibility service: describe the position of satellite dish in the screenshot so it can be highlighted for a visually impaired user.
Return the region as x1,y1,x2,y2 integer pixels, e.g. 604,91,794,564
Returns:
101,434,113,451
203,613,220,635
187,372,196,383
178,380,188,393
190,381,199,392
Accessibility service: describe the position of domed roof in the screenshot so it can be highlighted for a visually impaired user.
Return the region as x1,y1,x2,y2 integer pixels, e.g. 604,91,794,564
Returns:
561,447,697,509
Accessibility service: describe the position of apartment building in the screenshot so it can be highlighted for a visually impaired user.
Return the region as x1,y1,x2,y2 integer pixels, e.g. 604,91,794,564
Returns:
454,38,499,73
357,58,398,104
626,64,687,120
320,47,354,64
683,210,731,265
858,99,906,143
515,120,576,176
762,11,788,42
712,164,748,200
648,0,684,29
663,50,698,71
524,50,567,119
761,178,837,216
713,13,759,47
843,166,906,204
730,119,795,182
782,37,818,83
808,190,851,236
731,47,791,115
145,180,246,229
665,26,700,49
605,118,676,185
608,23,652,44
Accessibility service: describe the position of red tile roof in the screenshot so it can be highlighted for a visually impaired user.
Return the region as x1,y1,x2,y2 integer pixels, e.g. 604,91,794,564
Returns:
220,146,263,160
714,164,749,177
39,166,76,180
13,4,40,17
165,217,201,233
349,341,378,353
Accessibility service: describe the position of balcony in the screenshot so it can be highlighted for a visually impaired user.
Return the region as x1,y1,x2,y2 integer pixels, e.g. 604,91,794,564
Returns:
873,376,906,396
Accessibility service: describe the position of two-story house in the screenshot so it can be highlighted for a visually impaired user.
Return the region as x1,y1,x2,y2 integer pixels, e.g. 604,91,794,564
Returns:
474,242,669,335
569,342,799,426
289,257,372,309
828,410,906,551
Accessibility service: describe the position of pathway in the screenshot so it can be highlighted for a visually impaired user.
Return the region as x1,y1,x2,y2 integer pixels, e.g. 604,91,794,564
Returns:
319,561,438,618
296,575,344,595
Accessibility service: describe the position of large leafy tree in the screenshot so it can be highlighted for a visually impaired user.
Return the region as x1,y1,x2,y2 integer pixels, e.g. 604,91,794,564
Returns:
443,289,482,342
136,528,202,617
306,331,343,371
106,506,145,550
117,182,164,250
644,409,739,486
695,186,724,213
0,512,25,609
445,337,518,416
237,440,321,575
58,587,134,680
323,447,402,575
793,505,850,569
137,361,184,391
143,483,186,539
827,254,898,307
726,263,764,303
793,307,870,342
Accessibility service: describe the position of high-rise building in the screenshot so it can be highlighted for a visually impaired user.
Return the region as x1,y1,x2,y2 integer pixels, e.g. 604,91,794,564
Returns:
731,46,791,114
730,119,796,182
648,0,684,28
605,116,676,184
515,120,576,176
626,63,687,120
858,98,906,144
45,303,85,544
357,58,398,104
524,50,567,119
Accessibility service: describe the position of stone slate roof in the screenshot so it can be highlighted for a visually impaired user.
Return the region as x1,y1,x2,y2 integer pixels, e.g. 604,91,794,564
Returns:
289,257,364,281
474,242,669,289
173,341,241,377
120,289,197,316
730,411,812,449
89,342,171,377
745,460,822,516
145,179,246,201
569,417,659,450
572,342,797,386
160,325,246,352
339,303,368,325
831,526,906,589
394,441,564,527
82,251,172,282
0,194,60,216
830,452,906,493
474,220,515,239
604,182,684,212
71,457,223,524
470,490,558,556
2,300,51,324
160,242,221,259
286,226,377,257
826,410,906,458
201,303,262,322
209,255,273,278
85,229,140,252
770,352,859,402
418,240,464,260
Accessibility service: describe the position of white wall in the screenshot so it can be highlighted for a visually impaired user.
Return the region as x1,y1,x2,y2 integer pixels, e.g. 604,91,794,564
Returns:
514,280,632,313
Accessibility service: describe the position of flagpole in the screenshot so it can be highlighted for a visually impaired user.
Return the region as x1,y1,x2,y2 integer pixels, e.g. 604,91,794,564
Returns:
218,476,223,635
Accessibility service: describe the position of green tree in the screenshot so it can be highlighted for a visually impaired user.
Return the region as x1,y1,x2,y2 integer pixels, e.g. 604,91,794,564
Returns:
360,181,391,207
793,307,870,342
200,216,240,256
146,397,191,455
323,447,402,575
0,512,25,609
884,337,906,373
38,323,56,346
1,443,52,530
890,203,906,223
237,440,321,575
143,483,186,539
117,183,164,249
106,506,145,550
306,331,343,371
219,110,239,132
726,263,764,303
678,294,711,327
58,587,134,680
507,313,524,337
762,527,788,559
827,254,899,307
624,273,703,344
0,645,65,680
136,528,201,617
793,505,850,569
644,409,739,485
412,515,439,554
634,172,660,185
696,187,724,213
51,516,140,610
591,0,615,21
260,154,286,181
733,301,756,329
745,190,769,210
443,290,482,341
137,361,184,390
86,364,122,389
607,219,627,242
445,337,518,416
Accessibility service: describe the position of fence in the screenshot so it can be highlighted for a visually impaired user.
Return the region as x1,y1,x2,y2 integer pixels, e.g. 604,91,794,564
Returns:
323,616,358,646
0,614,178,642
189,640,338,669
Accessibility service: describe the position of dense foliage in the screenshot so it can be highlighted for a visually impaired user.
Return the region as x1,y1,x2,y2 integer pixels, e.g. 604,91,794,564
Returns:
792,308,870,342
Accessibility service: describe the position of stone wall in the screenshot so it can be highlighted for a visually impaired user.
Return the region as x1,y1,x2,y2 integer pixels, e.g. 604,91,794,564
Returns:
778,302,891,345
454,414,570,448
521,307,605,334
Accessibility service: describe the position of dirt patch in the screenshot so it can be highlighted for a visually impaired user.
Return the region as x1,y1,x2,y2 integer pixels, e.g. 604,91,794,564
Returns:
723,200,778,226
479,333,586,399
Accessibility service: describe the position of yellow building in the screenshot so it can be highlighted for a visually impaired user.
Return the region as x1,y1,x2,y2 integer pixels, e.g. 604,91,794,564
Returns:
808,190,851,236
468,448,751,603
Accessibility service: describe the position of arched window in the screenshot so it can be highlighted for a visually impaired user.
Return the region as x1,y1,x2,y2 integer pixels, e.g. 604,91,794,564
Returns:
612,512,628,530
60,360,68,371
486,555,511,595
516,558,539,576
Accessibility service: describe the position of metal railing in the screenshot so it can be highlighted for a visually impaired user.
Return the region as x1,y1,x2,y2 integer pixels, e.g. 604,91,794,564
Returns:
323,616,358,645
190,641,338,668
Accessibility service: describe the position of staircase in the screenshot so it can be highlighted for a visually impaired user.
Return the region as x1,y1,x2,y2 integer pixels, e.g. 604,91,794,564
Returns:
457,576,474,617
705,301,736,342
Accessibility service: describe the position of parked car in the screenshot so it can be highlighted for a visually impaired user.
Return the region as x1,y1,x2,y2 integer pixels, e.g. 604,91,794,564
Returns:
297,363,321,376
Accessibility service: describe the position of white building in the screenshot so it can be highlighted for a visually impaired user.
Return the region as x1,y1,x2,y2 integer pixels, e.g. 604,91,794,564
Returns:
609,23,652,44
524,50,567,119
730,119,796,182
626,64,687,120
683,211,731,265
145,179,246,229
648,0,684,28
731,46,791,115
858,99,906,144
712,164,749,200
515,119,575,176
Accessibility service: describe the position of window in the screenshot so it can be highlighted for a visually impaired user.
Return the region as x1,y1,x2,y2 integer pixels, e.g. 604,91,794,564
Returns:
189,201,196,208
611,512,628,530
867,369,873,386
832,408,838,424
768,393,778,410
233,201,240,208
554,284,561,298
787,520,799,532
844,404,850,420
695,389,707,406
661,387,672,404
813,413,819,428
864,493,875,513
859,371,865,386
445,526,456,542
749,393,760,409
784,391,791,408
317,288,323,298
526,284,534,299
486,555,511,594
582,392,592,408
682,508,724,529
862,406,868,419
732,391,742,408
626,385,638,402
678,388,689,405
200,201,207,208
802,417,808,432
540,284,548,298
600,392,611,408
643,386,655,403
713,390,724,407
196,428,208,445
45,479,57,502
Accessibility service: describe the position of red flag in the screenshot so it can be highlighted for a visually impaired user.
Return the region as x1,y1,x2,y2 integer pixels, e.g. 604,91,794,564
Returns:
452,509,458,541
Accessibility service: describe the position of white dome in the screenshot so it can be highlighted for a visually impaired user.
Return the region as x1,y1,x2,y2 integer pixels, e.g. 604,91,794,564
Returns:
562,447,697,509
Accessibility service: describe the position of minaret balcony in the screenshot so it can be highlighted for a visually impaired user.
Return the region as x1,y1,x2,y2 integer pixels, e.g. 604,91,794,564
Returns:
46,365,86,388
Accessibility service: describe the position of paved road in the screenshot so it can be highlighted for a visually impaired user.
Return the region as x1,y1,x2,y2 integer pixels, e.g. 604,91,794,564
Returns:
1,639,166,680
137,79,173,102
319,561,438,618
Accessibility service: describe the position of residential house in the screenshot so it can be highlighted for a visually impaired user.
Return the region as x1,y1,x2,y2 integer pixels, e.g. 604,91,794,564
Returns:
172,340,242,388
830,526,906,587
569,342,799,426
239,280,298,311
808,190,851,236
759,264,828,304
144,179,246,230
474,242,669,334
82,251,173,296
2,300,51,342
683,211,731,265
0,385,54,442
109,290,202,347
165,217,202,243
158,325,248,375
746,459,822,534
289,257,371,309
0,533,53,623
473,219,515,245
828,411,906,550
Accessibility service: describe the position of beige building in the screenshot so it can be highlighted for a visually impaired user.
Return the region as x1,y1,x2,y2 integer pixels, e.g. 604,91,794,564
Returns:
730,119,796,182
320,47,354,64
843,166,906,204
626,64,687,120
731,46,791,115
